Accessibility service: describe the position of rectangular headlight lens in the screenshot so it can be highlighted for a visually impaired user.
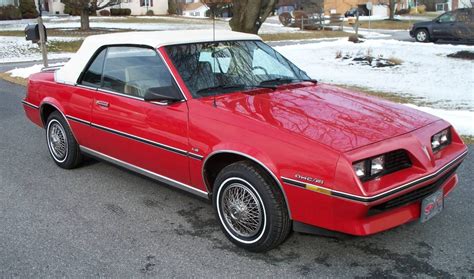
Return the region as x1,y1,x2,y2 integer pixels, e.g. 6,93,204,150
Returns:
352,155,385,180
370,155,385,176
431,128,451,153
353,161,366,178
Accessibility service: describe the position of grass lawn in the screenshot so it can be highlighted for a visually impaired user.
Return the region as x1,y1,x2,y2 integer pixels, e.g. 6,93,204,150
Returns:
261,31,349,41
344,20,420,30
47,40,84,53
0,28,130,37
0,72,28,86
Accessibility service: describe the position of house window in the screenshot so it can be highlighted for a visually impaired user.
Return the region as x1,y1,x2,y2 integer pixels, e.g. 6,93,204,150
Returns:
140,0,153,7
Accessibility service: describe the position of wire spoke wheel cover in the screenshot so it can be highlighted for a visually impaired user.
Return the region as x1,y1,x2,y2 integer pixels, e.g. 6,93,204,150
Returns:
217,177,266,244
47,119,68,163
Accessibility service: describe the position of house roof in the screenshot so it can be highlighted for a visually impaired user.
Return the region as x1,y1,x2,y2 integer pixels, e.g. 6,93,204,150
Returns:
183,2,207,11
55,30,261,85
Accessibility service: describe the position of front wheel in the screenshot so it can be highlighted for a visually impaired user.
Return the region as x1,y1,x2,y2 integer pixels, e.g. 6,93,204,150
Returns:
415,29,430,42
213,161,291,252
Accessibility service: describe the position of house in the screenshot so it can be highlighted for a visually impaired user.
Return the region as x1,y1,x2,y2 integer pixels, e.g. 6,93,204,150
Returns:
181,1,209,17
417,0,473,11
37,0,65,15
107,0,168,15
324,0,389,15
1,0,168,16
0,0,18,6
0,0,64,14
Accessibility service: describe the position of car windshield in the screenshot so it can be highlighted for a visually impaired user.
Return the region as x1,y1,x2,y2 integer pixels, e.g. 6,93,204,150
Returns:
165,40,311,98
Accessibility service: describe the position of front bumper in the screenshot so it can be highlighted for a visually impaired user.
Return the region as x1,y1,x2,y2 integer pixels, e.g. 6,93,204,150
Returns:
283,149,467,236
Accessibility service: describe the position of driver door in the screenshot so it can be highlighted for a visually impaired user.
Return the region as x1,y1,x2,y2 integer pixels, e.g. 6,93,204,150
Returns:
432,11,456,39
82,45,192,185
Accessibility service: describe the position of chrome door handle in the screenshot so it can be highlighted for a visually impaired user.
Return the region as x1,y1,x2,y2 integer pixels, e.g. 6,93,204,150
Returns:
96,100,109,107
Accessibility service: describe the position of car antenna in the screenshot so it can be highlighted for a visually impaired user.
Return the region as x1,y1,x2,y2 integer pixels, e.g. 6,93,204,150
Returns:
210,3,217,108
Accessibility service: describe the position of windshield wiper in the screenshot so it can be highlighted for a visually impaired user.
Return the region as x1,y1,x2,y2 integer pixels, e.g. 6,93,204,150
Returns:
295,78,318,84
259,78,318,86
259,78,295,86
196,84,247,95
197,84,276,95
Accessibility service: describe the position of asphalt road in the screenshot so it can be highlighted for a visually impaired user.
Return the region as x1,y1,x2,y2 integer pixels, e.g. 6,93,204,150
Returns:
0,79,473,278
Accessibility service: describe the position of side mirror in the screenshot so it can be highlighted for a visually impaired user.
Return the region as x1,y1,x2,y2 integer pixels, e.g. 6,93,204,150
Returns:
144,86,182,104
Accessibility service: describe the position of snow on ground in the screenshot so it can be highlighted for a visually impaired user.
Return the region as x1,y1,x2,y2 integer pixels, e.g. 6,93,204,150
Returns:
404,104,474,135
7,63,63,78
0,36,75,63
276,39,474,111
0,15,299,34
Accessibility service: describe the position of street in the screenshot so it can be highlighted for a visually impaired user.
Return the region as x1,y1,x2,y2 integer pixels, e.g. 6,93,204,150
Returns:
0,78,473,277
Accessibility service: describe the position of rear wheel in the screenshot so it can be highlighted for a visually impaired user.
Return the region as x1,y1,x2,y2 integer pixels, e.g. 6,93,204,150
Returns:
213,161,291,252
415,29,430,42
46,111,82,169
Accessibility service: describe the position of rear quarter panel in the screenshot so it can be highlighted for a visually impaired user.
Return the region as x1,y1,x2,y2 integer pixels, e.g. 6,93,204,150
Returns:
25,72,94,146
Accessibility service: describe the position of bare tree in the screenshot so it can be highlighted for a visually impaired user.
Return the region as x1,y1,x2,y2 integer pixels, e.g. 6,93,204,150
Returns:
229,0,278,34
388,0,396,20
63,0,122,31
202,0,232,17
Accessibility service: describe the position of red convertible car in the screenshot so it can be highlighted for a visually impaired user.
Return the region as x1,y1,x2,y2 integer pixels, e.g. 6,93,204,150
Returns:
22,30,468,252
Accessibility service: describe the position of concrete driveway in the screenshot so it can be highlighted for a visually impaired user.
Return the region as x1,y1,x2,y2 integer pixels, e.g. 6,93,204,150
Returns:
0,79,472,277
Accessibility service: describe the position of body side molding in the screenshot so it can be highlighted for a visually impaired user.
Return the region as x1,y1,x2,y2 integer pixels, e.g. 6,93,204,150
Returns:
80,146,209,199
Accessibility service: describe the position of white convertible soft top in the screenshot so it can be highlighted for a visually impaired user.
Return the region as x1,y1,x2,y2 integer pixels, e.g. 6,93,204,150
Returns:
55,29,261,85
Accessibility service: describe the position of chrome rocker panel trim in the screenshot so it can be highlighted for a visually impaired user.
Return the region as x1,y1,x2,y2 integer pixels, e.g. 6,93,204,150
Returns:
80,146,209,199
22,100,39,109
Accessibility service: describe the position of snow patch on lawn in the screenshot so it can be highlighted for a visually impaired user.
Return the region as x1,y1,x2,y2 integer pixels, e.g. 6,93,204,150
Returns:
404,104,474,135
7,63,61,78
276,39,474,111
0,36,75,63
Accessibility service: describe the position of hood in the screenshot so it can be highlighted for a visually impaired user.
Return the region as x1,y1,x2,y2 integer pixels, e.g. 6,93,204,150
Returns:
413,20,434,27
213,83,439,152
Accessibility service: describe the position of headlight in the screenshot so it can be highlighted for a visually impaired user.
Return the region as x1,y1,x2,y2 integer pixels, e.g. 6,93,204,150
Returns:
353,155,385,181
353,161,366,177
352,150,412,182
370,155,385,176
431,128,451,153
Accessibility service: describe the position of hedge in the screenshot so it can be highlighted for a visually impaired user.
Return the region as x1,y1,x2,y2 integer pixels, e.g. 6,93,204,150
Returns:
0,5,22,20
110,8,132,16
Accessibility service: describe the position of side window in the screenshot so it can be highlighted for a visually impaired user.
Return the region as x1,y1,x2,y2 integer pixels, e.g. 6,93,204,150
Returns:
101,46,179,99
81,48,106,87
456,11,470,23
438,12,455,23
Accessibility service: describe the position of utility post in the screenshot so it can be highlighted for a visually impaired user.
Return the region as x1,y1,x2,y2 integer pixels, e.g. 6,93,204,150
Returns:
37,0,48,67
354,9,359,38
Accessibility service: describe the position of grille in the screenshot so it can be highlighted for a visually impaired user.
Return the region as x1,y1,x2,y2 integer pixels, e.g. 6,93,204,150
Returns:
367,165,459,216
384,149,412,173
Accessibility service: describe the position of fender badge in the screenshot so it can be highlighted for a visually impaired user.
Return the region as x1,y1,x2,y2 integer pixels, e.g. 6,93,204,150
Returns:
295,174,324,185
